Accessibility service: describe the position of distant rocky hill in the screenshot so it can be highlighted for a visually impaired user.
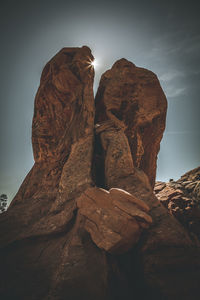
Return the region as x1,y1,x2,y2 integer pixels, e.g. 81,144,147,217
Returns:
155,166,200,239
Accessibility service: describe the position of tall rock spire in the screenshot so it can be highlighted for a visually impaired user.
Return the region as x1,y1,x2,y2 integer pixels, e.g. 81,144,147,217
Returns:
95,58,167,187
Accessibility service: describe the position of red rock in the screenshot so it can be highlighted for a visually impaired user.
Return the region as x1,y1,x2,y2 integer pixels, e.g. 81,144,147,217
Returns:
155,168,200,240
32,46,95,163
77,187,152,254
155,186,182,207
0,47,108,300
180,166,200,182
95,59,167,187
95,119,200,300
0,50,200,300
154,181,166,193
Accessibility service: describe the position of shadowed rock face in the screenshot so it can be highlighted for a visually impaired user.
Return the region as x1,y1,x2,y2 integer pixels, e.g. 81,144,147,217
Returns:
95,58,167,187
0,47,200,300
93,119,200,300
155,167,200,239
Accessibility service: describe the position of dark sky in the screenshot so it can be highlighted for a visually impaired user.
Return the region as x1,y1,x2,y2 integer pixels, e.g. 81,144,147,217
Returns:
0,0,200,203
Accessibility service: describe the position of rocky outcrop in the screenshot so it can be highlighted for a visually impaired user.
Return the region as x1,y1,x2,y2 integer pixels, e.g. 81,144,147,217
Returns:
0,48,200,300
0,46,106,300
3,46,95,243
95,58,167,187
77,187,152,254
155,167,200,239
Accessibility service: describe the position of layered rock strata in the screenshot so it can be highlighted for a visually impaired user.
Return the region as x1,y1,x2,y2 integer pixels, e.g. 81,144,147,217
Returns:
155,166,200,239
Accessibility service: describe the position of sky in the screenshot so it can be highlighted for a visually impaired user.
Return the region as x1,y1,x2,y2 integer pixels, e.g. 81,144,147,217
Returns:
0,0,200,203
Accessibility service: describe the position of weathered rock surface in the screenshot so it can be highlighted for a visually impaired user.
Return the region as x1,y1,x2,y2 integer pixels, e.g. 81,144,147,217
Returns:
94,120,200,300
155,167,200,239
77,187,152,254
2,46,95,245
0,49,200,300
95,58,167,187
0,46,108,300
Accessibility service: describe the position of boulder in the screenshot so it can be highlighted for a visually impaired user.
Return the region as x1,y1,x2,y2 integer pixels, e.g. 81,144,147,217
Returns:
95,58,167,187
77,187,152,254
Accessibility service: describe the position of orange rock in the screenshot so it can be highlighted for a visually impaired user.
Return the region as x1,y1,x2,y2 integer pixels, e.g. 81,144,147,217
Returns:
1,48,200,300
155,168,200,239
32,46,95,163
154,181,166,193
0,46,95,245
77,187,152,254
95,58,167,187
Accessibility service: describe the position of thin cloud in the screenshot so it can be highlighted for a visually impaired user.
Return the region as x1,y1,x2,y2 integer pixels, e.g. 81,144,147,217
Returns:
152,32,200,57
164,87,186,98
160,70,183,82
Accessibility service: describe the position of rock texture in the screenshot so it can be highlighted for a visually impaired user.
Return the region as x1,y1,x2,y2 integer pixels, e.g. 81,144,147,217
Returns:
0,46,95,245
0,48,200,300
77,187,152,254
0,46,108,300
155,166,200,239
94,120,200,300
95,58,167,187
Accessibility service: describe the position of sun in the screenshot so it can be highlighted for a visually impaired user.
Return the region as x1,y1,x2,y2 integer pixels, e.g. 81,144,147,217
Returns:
91,59,98,69
86,58,99,70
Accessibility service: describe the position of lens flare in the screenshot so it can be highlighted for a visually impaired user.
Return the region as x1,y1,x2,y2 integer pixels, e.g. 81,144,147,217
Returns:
91,59,98,68
86,58,99,70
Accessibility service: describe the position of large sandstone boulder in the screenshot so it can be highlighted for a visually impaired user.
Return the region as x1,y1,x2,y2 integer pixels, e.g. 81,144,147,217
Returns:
95,58,167,187
77,187,152,254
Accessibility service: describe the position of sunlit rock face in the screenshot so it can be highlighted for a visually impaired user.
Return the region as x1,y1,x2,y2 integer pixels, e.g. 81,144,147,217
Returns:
0,47,200,300
95,58,167,187
0,46,95,246
32,46,95,163
0,47,101,300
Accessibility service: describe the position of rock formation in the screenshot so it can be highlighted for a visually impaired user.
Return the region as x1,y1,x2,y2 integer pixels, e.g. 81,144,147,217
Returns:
155,166,200,239
95,62,200,300
0,46,103,300
0,47,200,300
95,58,167,187
77,187,152,254
0,46,95,246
